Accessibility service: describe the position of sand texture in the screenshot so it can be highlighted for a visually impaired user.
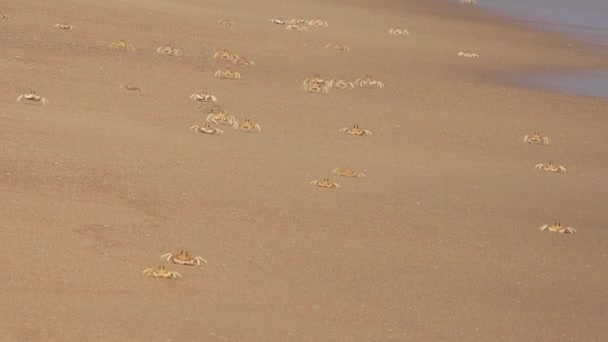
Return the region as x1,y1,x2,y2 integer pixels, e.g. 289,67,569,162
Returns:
1,0,608,340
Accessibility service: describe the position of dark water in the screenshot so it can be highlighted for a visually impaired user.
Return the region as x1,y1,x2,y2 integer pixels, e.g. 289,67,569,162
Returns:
458,0,608,99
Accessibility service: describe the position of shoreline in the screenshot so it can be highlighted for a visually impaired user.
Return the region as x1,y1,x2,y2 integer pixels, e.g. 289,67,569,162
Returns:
447,0,608,100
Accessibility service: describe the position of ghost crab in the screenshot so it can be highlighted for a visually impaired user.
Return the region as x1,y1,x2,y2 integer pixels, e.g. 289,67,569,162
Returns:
286,24,308,32
269,18,286,25
307,18,329,27
339,125,372,136
16,91,48,105
142,266,182,279
54,23,75,30
325,42,350,51
233,118,261,133
458,51,479,58
388,28,410,36
524,132,551,145
214,66,241,79
535,162,566,173
310,178,340,188
332,167,366,178
333,78,355,90
119,83,142,91
206,110,236,125
539,222,576,234
190,123,224,135
190,91,217,103
218,19,234,26
213,49,238,61
161,251,208,266
355,75,384,88
302,75,333,94
157,44,182,56
110,40,135,50
233,56,255,67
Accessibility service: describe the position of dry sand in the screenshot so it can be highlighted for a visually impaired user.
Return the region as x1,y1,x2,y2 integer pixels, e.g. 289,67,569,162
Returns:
1,0,607,340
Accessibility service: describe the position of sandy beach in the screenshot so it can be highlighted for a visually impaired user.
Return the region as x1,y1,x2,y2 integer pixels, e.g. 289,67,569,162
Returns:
1,0,607,340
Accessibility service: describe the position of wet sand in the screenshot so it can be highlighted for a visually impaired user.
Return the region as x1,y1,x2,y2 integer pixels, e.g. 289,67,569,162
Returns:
1,0,607,340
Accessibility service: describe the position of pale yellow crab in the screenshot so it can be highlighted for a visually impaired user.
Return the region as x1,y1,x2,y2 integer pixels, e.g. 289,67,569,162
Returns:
190,123,224,135
119,82,142,92
190,91,217,103
214,66,241,79
524,132,551,145
110,40,135,50
16,91,48,105
539,222,576,234
161,251,208,266
339,125,372,136
54,23,74,30
213,49,238,61
286,24,308,32
332,167,366,178
310,178,340,188
218,19,234,26
306,18,329,27
333,78,355,90
233,118,261,133
206,110,236,125
325,42,350,51
233,56,255,67
355,75,384,88
142,266,182,279
535,162,566,173
157,43,182,56
458,51,479,58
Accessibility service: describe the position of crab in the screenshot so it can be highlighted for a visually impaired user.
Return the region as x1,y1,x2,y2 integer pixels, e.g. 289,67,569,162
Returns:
302,75,333,94
54,23,74,30
218,19,234,26
461,0,477,3
535,162,566,173
233,56,255,67
142,266,182,279
302,80,332,94
190,123,224,135
161,251,208,266
206,110,236,125
233,118,261,133
388,28,410,36
1,13,11,20
333,78,355,90
306,18,329,27
214,66,241,80
355,75,385,88
157,43,182,56
458,51,479,58
288,17,307,25
332,166,366,178
286,24,308,32
539,222,576,234
269,18,286,25
325,42,350,51
524,132,551,145
119,83,141,91
110,40,135,50
213,49,238,61
16,91,48,105
339,125,372,136
310,178,340,188
190,91,217,103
